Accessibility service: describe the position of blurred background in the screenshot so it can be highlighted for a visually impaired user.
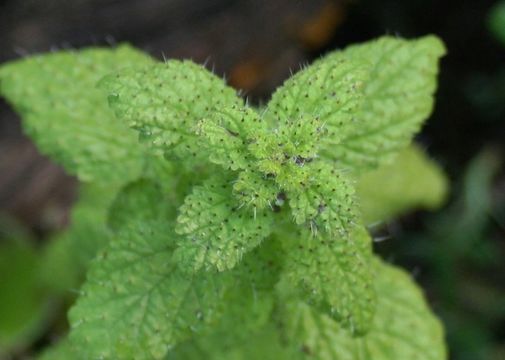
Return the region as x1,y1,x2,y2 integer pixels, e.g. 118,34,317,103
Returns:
0,0,504,359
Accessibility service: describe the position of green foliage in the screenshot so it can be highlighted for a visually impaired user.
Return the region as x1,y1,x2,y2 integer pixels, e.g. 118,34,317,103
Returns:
174,174,274,272
319,36,446,172
99,60,243,162
266,55,368,159
0,35,447,359
396,148,504,360
168,238,285,359
357,144,448,224
196,106,259,171
39,183,117,292
283,226,375,335
68,180,232,359
276,258,447,360
0,45,155,184
288,162,357,236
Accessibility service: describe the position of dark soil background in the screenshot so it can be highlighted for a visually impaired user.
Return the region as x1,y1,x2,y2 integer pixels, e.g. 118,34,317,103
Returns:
1,0,504,359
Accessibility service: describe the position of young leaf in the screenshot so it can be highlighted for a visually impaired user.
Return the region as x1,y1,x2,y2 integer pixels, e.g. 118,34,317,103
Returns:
289,162,357,237
283,226,376,335
278,258,447,360
99,60,242,161
175,175,274,272
196,106,263,171
265,54,369,139
357,144,448,224
248,113,325,184
233,170,280,211
0,45,155,183
321,35,446,172
68,180,230,360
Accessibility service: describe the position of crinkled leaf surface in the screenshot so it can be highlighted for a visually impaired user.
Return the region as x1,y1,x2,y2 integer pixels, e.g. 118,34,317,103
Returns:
357,144,448,224
266,53,368,140
68,180,230,359
168,237,284,359
289,162,357,237
232,169,280,211
279,257,447,360
175,175,274,272
283,226,375,335
99,60,242,161
196,106,263,171
0,45,155,183
247,113,326,191
320,35,446,172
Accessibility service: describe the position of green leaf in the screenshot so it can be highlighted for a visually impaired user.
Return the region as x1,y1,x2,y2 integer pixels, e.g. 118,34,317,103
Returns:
248,113,326,188
39,156,188,292
266,53,368,141
0,45,155,183
39,183,117,292
196,106,262,171
175,175,274,272
107,179,177,232
279,258,447,360
39,159,186,293
283,226,376,335
214,325,296,360
99,60,242,161
168,324,293,360
0,238,50,355
357,144,448,224
140,153,204,207
289,162,357,237
232,169,280,211
68,180,230,360
321,35,446,172
168,237,286,359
